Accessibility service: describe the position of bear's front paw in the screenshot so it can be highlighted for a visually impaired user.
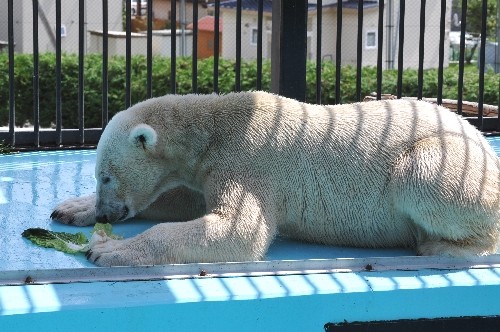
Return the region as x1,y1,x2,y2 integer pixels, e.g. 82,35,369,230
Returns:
86,238,155,267
50,194,97,226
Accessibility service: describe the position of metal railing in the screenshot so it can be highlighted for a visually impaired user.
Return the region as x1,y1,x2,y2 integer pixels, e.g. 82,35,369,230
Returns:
1,0,499,148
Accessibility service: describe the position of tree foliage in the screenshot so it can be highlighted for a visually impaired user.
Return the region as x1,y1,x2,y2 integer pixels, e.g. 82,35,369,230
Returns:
454,0,498,38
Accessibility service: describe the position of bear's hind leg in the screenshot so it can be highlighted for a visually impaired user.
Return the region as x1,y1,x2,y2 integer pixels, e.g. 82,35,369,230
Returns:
416,236,498,256
391,135,500,256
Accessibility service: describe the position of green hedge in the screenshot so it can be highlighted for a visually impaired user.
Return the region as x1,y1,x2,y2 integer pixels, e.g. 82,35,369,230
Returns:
0,53,499,128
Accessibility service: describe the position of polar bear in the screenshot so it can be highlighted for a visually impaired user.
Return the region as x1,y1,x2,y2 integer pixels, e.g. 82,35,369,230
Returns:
51,91,500,266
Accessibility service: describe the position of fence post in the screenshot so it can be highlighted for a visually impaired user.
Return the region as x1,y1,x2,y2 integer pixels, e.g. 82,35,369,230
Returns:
271,0,307,102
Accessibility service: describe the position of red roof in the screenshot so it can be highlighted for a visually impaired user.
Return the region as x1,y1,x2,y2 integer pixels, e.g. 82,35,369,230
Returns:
187,16,222,32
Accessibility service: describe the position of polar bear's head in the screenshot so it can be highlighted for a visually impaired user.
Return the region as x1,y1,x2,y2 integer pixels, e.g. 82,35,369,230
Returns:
93,96,210,223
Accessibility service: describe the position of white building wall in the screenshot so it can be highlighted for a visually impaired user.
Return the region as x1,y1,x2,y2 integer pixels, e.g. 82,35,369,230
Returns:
301,7,379,66
222,0,451,71
0,1,23,50
222,10,272,60
0,0,122,54
88,30,193,57
395,0,451,70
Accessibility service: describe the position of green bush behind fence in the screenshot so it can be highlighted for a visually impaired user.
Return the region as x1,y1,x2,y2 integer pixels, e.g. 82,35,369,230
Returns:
0,53,498,128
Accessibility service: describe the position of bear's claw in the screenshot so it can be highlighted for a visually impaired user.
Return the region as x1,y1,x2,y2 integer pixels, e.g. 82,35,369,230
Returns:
85,249,100,263
50,210,75,224
49,194,98,226
50,210,61,220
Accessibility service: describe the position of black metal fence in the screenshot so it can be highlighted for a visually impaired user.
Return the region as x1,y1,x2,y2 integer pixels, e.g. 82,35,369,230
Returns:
0,0,499,148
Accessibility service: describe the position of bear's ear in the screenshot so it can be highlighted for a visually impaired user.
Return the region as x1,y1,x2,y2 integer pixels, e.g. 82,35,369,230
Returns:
129,124,157,150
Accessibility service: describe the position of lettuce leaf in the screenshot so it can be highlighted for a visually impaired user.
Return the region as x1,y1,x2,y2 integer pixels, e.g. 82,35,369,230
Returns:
22,223,121,254
22,228,88,254
92,222,122,240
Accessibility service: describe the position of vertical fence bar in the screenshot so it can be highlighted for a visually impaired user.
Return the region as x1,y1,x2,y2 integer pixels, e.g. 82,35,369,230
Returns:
497,77,500,131
396,0,405,99
192,0,198,93
437,0,446,105
8,0,15,145
335,0,342,104
386,0,393,70
271,0,307,101
256,0,263,90
213,0,220,93
477,0,488,130
417,0,426,100
146,0,153,98
355,0,363,102
55,0,62,145
235,0,242,92
33,0,40,147
125,0,132,105
170,0,177,94
457,0,468,115
78,0,85,144
102,0,109,129
316,0,322,104
376,0,384,100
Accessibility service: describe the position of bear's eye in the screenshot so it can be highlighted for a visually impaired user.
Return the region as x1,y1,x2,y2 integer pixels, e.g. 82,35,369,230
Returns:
102,176,111,184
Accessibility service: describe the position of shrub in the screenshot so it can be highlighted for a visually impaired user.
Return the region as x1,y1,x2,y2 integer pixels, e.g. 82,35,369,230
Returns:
0,53,498,128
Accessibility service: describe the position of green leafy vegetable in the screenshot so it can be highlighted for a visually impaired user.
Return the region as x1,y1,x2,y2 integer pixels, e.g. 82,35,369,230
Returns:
92,223,121,240
22,223,121,254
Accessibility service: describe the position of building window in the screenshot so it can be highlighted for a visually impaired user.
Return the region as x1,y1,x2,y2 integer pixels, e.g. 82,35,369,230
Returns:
59,25,67,37
251,28,258,45
366,31,377,49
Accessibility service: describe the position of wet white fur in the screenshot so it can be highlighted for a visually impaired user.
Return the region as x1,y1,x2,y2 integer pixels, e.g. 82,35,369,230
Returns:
52,91,500,266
